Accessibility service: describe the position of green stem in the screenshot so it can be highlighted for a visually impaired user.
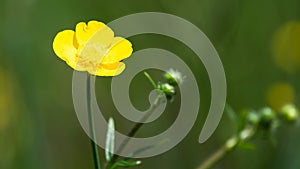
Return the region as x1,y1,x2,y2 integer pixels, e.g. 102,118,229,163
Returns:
105,96,162,169
144,72,157,89
196,127,255,169
196,137,238,169
105,72,161,169
87,74,101,169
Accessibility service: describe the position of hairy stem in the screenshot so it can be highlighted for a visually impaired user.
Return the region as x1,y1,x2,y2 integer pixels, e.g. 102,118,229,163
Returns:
87,75,101,169
105,96,162,169
196,127,255,169
144,72,157,89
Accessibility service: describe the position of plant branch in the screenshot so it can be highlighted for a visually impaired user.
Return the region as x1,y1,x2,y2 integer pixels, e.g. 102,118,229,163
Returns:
105,96,162,169
196,127,255,169
144,72,157,89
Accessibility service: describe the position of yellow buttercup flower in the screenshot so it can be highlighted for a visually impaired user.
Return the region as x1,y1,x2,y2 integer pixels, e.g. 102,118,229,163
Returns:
271,22,300,73
53,20,133,76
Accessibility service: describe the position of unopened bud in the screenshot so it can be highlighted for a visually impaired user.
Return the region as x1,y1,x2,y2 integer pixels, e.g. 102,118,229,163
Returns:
165,69,185,86
280,104,299,123
259,107,276,129
246,111,260,125
158,83,175,98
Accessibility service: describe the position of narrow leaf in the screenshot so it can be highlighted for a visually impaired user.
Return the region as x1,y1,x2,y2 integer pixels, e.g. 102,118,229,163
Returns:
225,103,241,134
112,160,141,169
225,103,238,122
105,118,115,161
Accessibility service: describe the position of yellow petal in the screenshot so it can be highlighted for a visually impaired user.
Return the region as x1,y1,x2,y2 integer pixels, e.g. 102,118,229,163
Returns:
75,20,106,46
77,22,115,68
101,37,133,64
90,62,125,76
53,30,78,68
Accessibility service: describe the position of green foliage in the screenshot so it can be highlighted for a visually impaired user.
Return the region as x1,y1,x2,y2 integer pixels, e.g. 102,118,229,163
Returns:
111,160,141,169
105,118,115,162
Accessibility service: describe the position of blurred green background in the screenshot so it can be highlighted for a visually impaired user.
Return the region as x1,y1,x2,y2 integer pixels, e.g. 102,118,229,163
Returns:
1,0,300,168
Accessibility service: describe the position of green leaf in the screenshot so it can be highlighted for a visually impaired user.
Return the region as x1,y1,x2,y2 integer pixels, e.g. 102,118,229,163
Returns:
225,104,238,122
238,109,251,131
111,160,141,169
225,104,239,130
105,118,115,161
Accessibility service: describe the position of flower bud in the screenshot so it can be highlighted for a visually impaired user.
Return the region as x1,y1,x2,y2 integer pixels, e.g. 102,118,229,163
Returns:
259,107,276,129
164,69,184,86
280,104,299,123
246,111,260,125
158,83,175,98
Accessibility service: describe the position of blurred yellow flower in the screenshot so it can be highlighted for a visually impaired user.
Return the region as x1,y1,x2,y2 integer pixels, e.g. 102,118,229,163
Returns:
0,69,14,131
53,20,133,76
266,82,295,111
271,22,300,73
